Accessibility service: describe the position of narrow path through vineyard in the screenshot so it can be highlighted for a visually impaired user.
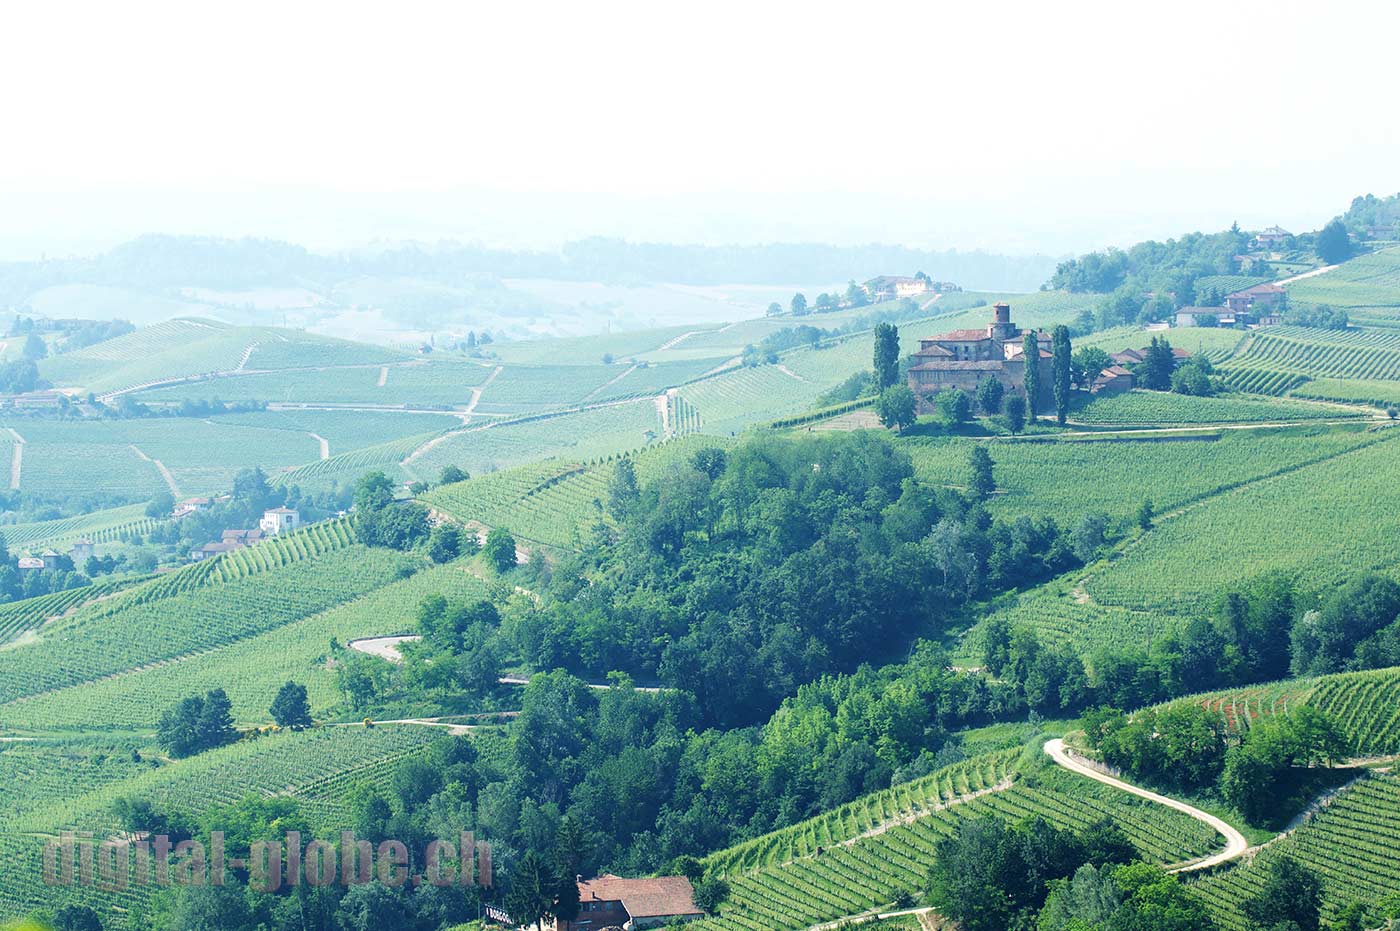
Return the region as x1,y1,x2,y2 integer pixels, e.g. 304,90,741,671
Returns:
1044,738,1247,872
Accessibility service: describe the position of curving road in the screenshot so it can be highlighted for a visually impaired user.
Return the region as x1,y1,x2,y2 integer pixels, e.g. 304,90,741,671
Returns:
1044,738,1247,872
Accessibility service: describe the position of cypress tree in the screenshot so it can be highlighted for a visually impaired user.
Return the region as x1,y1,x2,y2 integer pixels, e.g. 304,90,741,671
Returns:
1023,331,1041,420
1051,325,1073,425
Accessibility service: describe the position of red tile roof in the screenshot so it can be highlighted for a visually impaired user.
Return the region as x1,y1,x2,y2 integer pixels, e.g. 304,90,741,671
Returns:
578,875,703,920
1101,365,1133,377
930,328,992,342
913,344,955,358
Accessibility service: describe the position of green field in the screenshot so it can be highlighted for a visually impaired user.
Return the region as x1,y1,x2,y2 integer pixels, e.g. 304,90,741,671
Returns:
135,359,491,407
903,424,1377,525
41,319,408,394
0,560,494,730
1285,246,1400,309
1080,429,1400,615
1069,389,1353,424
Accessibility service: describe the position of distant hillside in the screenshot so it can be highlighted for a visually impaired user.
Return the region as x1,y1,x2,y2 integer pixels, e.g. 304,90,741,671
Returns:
0,233,1057,302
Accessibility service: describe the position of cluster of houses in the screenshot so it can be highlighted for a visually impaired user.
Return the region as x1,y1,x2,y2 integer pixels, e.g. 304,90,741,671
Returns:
172,496,301,561
1175,282,1286,328
15,539,94,573
861,275,961,303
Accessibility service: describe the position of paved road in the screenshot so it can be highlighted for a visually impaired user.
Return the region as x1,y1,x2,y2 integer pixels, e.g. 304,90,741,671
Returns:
1044,738,1247,872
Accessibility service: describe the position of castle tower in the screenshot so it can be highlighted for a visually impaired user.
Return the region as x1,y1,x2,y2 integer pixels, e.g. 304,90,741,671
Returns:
989,302,1017,343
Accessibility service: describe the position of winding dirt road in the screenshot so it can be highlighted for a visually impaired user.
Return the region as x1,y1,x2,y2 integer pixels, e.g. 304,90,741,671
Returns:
1044,738,1247,872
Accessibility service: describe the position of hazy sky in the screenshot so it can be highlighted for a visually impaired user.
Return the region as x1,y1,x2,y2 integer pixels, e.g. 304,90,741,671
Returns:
1,0,1396,257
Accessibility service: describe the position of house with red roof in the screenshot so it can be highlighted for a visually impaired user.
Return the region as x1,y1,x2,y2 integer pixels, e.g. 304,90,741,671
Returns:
556,874,704,930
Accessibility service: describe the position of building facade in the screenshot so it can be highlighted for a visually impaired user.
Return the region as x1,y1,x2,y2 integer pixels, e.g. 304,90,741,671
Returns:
907,303,1054,413
259,507,301,535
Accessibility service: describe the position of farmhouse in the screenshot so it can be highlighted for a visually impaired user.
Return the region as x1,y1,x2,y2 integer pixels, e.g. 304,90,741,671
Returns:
16,556,44,572
1093,365,1135,394
1175,307,1224,327
556,874,703,931
1223,283,1286,317
259,507,301,535
1252,225,1292,248
69,539,95,564
172,497,212,520
907,303,1054,414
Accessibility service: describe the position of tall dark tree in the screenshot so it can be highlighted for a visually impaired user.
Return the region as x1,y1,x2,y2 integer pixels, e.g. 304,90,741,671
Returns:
157,696,206,758
484,528,518,573
975,376,1004,415
607,458,640,517
873,323,901,390
790,292,809,316
1241,856,1323,931
195,688,237,751
270,681,312,730
968,447,995,500
1051,325,1072,425
1143,337,1176,390
1315,217,1352,264
1004,394,1027,434
1022,332,1042,419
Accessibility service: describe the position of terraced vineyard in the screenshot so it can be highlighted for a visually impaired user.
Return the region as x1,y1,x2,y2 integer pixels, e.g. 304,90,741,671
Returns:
422,461,601,548
1192,773,1400,929
0,727,443,923
1292,376,1400,406
679,364,824,434
1285,246,1400,309
1079,430,1400,614
1069,389,1349,424
408,399,663,478
279,431,440,489
1216,363,1312,397
0,560,495,729
41,319,405,395
903,425,1377,524
0,531,413,705
695,751,1220,931
0,503,162,551
137,359,491,407
1221,326,1400,383
0,576,148,646
1159,666,1400,757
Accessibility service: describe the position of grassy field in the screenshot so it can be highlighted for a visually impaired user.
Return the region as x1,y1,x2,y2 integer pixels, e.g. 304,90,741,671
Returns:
41,318,408,394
